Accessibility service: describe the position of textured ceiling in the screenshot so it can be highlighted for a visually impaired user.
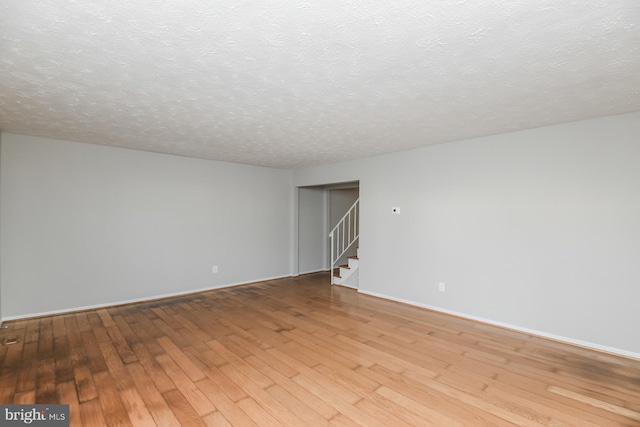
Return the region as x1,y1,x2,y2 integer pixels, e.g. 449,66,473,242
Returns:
1,1,639,169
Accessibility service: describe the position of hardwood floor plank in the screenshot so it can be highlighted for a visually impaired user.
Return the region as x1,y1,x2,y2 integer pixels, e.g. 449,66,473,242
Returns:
92,371,132,427
404,370,552,426
15,342,38,393
265,384,331,427
355,396,429,427
75,312,92,333
186,340,229,368
162,389,208,427
486,385,615,427
80,331,109,373
201,363,249,403
0,368,18,403
375,385,473,426
338,332,449,372
13,390,35,404
151,308,191,349
360,364,518,425
80,398,107,426
228,334,298,378
329,413,366,427
363,389,439,426
126,362,181,427
283,328,366,370
72,355,99,403
195,378,258,426
314,363,378,398
96,338,125,375
236,396,283,427
155,353,216,417
130,341,175,393
549,385,640,423
268,347,361,404
97,309,116,328
216,315,275,349
244,354,338,420
295,374,390,427
446,360,625,426
208,329,253,358
37,318,54,359
2,343,24,370
52,315,67,339
218,363,307,426
35,358,57,403
0,344,7,367
54,336,74,384
119,387,157,426
111,314,141,348
207,338,274,389
56,380,82,427
23,319,41,344
157,336,206,382
203,411,232,427
105,325,138,364
169,313,213,343
130,311,164,347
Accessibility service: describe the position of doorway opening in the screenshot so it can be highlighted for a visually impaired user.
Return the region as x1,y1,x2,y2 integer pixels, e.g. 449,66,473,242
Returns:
296,181,359,283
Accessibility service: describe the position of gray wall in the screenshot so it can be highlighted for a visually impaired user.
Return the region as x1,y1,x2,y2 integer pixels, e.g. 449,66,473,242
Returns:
0,133,292,319
0,133,2,323
297,187,327,274
294,112,640,356
330,188,359,230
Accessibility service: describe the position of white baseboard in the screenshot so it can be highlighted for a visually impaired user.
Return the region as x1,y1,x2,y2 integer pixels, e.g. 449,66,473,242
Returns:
1,274,292,323
358,289,640,361
296,268,330,276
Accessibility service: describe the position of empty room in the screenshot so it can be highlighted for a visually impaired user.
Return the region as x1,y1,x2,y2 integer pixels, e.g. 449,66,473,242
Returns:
1,1,640,426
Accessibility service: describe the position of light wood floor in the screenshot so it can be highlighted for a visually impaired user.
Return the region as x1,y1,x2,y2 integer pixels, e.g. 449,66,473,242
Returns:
1,272,639,426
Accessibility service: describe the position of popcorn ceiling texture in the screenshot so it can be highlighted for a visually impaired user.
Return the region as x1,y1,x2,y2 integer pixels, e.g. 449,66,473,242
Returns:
1,1,639,168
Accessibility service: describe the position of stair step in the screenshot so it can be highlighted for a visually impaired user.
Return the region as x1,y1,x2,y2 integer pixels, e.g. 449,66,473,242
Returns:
332,246,360,286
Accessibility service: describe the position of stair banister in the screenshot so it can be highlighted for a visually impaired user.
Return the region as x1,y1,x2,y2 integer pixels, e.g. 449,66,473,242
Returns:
329,198,359,284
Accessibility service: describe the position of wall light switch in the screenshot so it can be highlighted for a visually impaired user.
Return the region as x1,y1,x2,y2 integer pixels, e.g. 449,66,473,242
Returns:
392,207,400,214
212,266,218,274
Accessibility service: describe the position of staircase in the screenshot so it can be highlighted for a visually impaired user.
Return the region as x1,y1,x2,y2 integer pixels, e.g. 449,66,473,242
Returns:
332,248,359,288
329,198,359,287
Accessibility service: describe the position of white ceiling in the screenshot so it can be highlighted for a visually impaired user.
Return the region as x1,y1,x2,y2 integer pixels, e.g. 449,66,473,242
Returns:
1,1,639,169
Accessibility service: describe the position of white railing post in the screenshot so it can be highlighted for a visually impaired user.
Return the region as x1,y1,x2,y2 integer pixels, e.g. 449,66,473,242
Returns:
329,231,333,285
347,211,351,244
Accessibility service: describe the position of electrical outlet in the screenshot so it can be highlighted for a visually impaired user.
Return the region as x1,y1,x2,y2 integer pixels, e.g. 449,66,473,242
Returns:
438,282,445,292
212,266,218,274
